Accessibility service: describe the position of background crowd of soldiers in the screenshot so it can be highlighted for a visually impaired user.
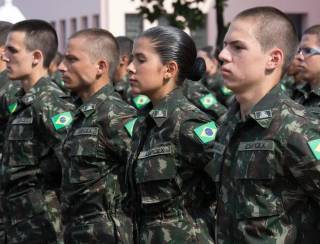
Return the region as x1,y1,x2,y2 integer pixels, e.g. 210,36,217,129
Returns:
0,5,319,244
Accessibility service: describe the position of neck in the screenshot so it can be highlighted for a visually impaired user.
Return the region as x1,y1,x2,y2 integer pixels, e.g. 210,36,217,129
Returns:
149,81,177,106
236,82,277,119
21,68,48,92
79,79,109,102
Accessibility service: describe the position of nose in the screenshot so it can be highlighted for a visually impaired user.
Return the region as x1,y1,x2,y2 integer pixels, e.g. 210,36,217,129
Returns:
2,51,9,62
127,60,135,75
58,60,67,73
295,51,304,62
218,47,231,64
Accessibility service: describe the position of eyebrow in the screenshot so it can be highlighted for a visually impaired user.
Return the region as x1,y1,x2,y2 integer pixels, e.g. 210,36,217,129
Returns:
224,40,245,46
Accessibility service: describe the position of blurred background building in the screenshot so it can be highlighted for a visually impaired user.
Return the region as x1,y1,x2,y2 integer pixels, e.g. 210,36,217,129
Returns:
0,0,319,51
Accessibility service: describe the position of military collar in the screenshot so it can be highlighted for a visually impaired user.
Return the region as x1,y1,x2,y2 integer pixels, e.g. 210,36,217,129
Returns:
247,84,284,128
78,83,114,117
148,88,182,127
16,77,51,105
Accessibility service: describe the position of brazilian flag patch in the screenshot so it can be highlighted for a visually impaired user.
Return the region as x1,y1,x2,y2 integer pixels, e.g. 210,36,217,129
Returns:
199,93,218,109
8,102,17,114
133,95,150,109
51,112,73,130
221,86,232,95
308,139,320,160
124,118,137,137
194,121,217,144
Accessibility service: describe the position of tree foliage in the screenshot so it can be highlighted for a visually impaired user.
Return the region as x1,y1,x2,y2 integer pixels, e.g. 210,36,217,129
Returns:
134,0,228,49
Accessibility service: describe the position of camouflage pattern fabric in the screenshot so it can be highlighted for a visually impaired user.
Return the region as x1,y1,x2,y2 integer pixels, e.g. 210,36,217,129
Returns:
1,77,75,244
61,83,137,244
279,74,296,97
201,73,234,108
207,84,320,243
183,79,227,124
51,71,70,95
291,82,320,117
126,88,216,244
0,73,20,244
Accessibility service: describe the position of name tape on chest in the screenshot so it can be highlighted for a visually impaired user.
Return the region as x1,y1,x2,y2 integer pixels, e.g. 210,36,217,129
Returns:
138,145,173,159
74,127,99,136
238,140,275,151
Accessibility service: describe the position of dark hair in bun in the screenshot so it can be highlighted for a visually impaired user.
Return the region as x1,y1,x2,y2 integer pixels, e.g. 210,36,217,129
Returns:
139,26,201,84
188,57,206,81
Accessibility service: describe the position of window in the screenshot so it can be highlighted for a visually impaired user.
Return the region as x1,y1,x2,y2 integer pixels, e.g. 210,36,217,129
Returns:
125,14,143,39
81,16,88,29
92,14,100,28
287,14,304,40
59,20,66,50
70,18,77,34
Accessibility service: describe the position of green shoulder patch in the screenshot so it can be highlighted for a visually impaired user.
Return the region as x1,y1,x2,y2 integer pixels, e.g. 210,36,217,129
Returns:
51,111,73,130
133,95,150,109
8,102,17,114
199,93,218,109
194,121,217,144
221,86,232,95
308,139,320,160
124,118,137,137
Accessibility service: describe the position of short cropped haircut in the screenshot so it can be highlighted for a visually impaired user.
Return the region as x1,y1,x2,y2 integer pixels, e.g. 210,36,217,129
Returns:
303,25,320,45
0,21,12,46
70,28,119,79
10,19,58,68
199,46,215,60
235,6,299,74
116,36,133,58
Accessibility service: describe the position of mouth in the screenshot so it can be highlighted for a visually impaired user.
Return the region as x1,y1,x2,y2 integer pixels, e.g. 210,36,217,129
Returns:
220,67,231,77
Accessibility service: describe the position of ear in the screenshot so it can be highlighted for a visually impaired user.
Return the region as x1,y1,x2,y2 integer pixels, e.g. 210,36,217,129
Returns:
266,48,283,70
96,60,108,75
164,61,178,80
32,50,43,66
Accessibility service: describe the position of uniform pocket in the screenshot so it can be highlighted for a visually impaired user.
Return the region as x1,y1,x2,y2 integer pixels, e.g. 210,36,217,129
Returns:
135,143,180,205
234,140,283,220
68,127,105,183
8,118,39,166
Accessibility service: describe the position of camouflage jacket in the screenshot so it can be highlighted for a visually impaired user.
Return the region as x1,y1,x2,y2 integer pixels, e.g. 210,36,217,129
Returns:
61,84,137,242
1,77,75,241
292,82,320,117
126,88,216,244
0,70,20,158
183,79,227,123
50,70,70,95
207,84,320,243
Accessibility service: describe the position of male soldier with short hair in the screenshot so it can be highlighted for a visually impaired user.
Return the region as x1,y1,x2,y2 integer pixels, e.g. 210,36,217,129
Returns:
292,25,320,115
59,28,136,243
207,6,320,243
1,19,75,243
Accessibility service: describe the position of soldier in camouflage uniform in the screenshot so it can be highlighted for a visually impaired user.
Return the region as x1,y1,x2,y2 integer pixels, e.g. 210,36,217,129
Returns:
126,26,216,244
0,20,13,244
58,29,137,244
292,25,320,116
1,20,75,244
183,78,227,123
113,36,151,112
208,7,320,243
197,46,234,107
48,52,70,95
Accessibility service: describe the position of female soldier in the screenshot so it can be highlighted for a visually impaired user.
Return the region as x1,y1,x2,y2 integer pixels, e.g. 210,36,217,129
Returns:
125,26,216,244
